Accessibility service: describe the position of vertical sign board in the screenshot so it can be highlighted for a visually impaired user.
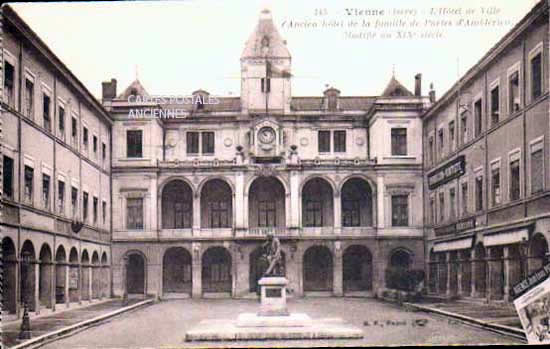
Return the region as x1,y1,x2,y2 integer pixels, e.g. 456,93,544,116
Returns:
69,268,79,289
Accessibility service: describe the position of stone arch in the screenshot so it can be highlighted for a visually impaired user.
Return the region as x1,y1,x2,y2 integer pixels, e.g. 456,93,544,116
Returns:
340,177,374,227
200,178,233,228
248,176,286,228
91,251,100,299
39,244,53,308
299,174,337,195
389,248,412,270
161,179,194,229
20,240,37,311
301,177,334,227
100,252,109,298
124,250,147,295
157,176,196,197
55,245,67,304
2,237,17,313
244,174,290,196
343,244,372,292
68,247,79,302
337,174,377,196
201,246,232,294
197,175,235,197
81,249,91,300
162,247,192,295
303,245,333,292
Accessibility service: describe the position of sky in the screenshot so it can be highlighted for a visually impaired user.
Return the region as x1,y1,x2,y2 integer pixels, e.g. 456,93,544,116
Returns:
7,0,539,100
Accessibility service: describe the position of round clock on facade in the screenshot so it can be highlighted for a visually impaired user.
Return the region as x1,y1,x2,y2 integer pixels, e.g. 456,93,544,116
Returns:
258,127,276,144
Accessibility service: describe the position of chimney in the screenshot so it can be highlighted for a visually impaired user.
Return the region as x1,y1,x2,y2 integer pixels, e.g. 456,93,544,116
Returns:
429,83,436,103
414,74,422,96
102,78,117,100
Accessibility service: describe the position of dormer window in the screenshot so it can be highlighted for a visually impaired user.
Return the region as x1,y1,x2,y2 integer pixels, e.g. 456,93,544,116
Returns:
328,95,337,111
261,35,270,48
130,88,138,97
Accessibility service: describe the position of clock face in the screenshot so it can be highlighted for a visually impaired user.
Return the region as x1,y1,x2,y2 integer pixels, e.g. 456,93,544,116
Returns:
258,127,276,144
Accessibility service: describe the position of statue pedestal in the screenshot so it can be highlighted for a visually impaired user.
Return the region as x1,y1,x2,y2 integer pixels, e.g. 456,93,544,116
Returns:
258,277,289,316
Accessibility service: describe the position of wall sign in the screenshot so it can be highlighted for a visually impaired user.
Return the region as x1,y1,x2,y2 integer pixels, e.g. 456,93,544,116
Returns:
427,155,466,190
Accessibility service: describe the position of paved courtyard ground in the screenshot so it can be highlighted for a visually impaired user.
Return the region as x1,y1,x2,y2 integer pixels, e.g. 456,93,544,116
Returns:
39,297,523,348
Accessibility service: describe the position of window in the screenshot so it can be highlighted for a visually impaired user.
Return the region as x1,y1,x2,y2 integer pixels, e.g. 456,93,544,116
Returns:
531,145,544,194
25,79,34,117
196,96,204,110
127,130,143,158
429,197,435,224
209,201,229,228
3,61,15,107
174,201,192,228
438,129,444,156
474,99,482,137
102,200,107,224
334,130,346,153
342,199,360,227
449,188,456,220
127,198,144,229
43,94,51,132
391,128,407,156
491,167,501,206
490,86,499,126
392,195,409,226
261,78,271,93
102,143,107,160
24,166,34,203
58,106,65,136
42,173,50,209
461,182,469,216
509,70,520,113
304,200,323,227
461,113,468,145
93,135,98,154
71,187,78,217
83,127,89,149
258,201,276,227
328,95,337,111
71,117,77,141
186,132,199,154
318,130,330,153
58,180,65,213
475,175,483,211
3,156,14,199
449,121,455,152
531,53,542,100
201,132,215,154
510,158,520,201
83,192,89,222
428,136,434,165
93,197,98,224
439,192,445,222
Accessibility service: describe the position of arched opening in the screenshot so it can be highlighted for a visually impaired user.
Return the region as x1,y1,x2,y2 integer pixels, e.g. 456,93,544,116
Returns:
162,180,193,229
459,249,471,296
249,246,286,293
69,247,79,302
163,247,192,296
81,250,90,300
249,177,285,228
101,253,109,298
343,245,372,292
91,252,100,299
201,179,233,228
489,246,504,300
529,234,549,273
55,246,67,304
303,246,333,292
39,244,53,308
341,178,373,227
302,178,334,227
474,243,487,297
127,253,146,295
387,249,412,290
2,237,17,314
202,247,232,294
390,249,411,270
21,240,37,311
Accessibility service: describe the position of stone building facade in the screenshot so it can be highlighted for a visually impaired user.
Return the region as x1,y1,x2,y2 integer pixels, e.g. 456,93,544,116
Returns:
422,0,550,303
1,6,112,320
103,9,430,299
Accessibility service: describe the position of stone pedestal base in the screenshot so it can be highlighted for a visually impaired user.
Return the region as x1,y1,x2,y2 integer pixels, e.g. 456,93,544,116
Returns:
258,277,289,316
237,313,311,327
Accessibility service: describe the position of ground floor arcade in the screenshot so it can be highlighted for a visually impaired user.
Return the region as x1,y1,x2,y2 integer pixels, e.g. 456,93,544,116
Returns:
111,238,424,299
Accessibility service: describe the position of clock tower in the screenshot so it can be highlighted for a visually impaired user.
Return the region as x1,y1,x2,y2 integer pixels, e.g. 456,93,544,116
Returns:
240,9,292,115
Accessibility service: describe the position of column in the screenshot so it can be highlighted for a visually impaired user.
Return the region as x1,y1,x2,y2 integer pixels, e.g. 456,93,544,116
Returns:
334,191,341,234
34,263,40,314
376,176,385,228
193,194,200,232
65,265,70,308
470,249,476,297
78,263,83,304
290,171,300,228
333,242,343,296
235,172,245,229
15,259,21,317
446,252,452,297
191,243,202,298
503,246,511,302
51,261,56,312
88,267,93,302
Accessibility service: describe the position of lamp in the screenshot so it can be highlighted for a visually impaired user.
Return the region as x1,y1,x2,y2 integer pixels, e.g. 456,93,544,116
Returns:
18,251,32,340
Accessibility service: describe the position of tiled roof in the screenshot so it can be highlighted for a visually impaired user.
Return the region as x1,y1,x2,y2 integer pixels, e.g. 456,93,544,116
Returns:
241,9,291,59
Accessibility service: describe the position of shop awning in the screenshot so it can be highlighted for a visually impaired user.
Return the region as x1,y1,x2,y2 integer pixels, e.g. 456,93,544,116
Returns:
433,237,473,252
484,229,529,247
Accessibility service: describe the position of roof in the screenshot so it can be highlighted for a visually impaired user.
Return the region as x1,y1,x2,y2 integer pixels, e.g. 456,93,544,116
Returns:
118,79,150,99
241,9,291,59
381,76,414,97
290,96,376,111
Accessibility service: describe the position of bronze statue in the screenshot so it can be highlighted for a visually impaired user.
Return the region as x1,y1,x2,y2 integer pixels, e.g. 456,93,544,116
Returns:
262,233,283,276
